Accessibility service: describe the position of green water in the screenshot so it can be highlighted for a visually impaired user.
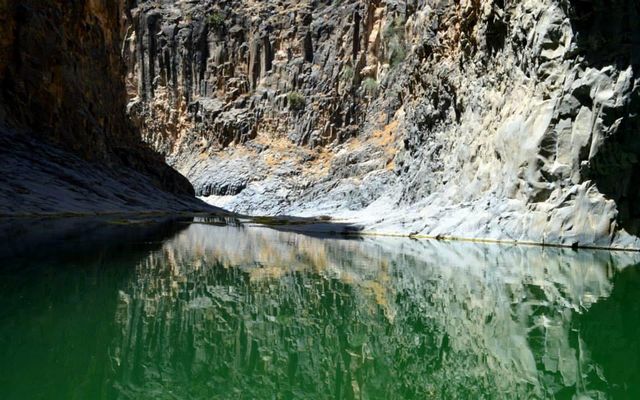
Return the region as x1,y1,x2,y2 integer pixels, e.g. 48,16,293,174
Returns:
1,217,640,399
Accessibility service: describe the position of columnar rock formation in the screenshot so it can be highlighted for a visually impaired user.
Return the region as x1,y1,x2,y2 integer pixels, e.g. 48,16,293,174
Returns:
124,0,640,248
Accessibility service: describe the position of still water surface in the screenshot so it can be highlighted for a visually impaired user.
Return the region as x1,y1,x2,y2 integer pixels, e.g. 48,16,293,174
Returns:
1,217,639,399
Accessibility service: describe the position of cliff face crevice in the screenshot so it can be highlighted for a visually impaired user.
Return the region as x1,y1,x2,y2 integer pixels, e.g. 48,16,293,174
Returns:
122,0,640,248
0,0,205,215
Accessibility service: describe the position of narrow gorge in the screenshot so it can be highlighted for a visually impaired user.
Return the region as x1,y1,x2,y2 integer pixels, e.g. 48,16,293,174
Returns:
2,2,640,398
1,0,639,247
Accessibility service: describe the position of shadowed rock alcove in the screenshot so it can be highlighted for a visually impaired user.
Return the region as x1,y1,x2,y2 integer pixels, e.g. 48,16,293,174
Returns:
565,0,640,235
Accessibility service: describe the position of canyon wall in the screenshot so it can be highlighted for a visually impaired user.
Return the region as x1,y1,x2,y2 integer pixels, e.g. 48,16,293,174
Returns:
0,0,205,215
126,0,640,248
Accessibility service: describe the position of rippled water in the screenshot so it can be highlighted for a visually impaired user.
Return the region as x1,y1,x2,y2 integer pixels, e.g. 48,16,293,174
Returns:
1,217,639,399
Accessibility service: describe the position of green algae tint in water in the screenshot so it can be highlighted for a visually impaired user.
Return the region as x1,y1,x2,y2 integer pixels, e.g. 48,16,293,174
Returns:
1,217,640,399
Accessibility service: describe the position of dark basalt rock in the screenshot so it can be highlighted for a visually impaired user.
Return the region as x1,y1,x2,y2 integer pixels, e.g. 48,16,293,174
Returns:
0,0,207,215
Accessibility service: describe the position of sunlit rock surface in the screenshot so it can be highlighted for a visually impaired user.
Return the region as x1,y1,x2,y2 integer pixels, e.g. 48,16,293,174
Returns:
125,0,640,248
1,0,637,244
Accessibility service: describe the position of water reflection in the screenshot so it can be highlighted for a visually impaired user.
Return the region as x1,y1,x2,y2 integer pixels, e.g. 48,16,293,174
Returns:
1,218,639,399
113,223,639,399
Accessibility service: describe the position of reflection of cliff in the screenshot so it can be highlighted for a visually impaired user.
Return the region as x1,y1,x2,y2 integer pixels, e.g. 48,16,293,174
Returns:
0,217,190,400
0,216,192,260
112,224,639,399
578,265,640,398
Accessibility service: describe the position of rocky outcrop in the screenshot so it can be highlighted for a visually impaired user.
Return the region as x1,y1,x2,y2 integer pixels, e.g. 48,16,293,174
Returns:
124,0,640,249
0,129,207,215
0,0,208,215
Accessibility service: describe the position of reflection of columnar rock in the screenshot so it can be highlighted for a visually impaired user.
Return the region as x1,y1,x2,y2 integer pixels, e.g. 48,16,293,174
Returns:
125,0,640,249
112,224,639,398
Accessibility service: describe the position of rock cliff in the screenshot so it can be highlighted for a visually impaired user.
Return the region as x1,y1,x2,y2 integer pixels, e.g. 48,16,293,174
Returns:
126,0,640,249
1,0,638,248
0,0,208,215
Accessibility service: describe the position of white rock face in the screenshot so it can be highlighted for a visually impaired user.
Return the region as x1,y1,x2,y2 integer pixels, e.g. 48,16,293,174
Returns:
126,0,640,249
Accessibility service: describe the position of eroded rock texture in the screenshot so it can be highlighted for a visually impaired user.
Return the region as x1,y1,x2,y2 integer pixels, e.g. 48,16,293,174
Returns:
0,0,205,215
125,0,640,248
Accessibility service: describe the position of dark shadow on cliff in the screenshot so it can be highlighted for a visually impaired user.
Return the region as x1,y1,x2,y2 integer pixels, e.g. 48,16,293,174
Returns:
0,126,219,215
565,0,639,70
577,264,640,398
0,1,213,215
564,0,640,236
0,215,193,263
